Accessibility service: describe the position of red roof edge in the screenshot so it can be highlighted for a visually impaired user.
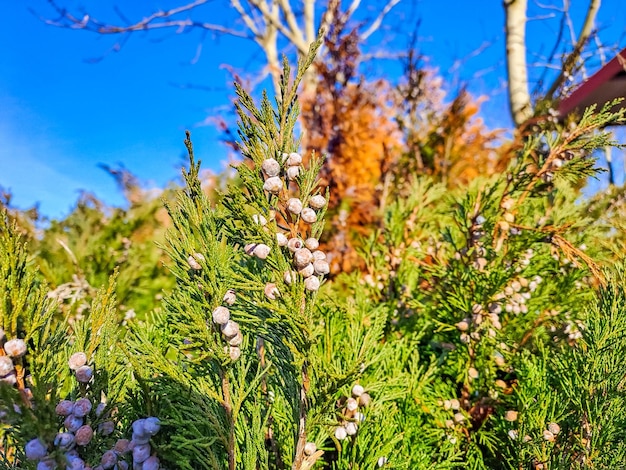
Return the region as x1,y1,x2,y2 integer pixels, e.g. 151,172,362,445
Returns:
558,47,626,117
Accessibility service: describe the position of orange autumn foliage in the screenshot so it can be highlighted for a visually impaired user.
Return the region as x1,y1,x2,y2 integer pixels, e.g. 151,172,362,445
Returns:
299,22,505,274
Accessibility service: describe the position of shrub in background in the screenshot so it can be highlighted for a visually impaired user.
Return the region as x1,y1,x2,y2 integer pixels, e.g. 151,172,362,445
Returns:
2,45,626,470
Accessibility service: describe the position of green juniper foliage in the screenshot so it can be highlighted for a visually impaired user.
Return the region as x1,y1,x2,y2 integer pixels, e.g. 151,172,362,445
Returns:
3,46,626,470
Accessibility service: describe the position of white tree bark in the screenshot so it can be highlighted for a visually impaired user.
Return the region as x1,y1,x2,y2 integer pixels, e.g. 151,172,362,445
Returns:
504,0,532,127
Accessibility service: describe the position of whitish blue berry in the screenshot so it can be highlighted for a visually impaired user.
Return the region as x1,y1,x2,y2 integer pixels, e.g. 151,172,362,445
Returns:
73,398,92,417
334,426,347,440
114,439,131,454
187,253,204,271
64,415,84,433
263,176,282,194
144,417,161,436
133,443,151,463
37,459,57,470
212,306,230,325
0,356,13,376
293,248,313,268
304,276,320,292
221,321,240,338
253,244,271,260
142,455,160,470
286,198,303,215
304,238,319,250
54,432,75,450
65,455,85,470
304,442,316,456
68,352,87,371
100,450,118,469
74,425,94,446
308,195,326,210
300,208,317,224
286,152,302,166
75,365,93,383
223,290,236,305
313,260,330,275
98,421,115,435
25,438,48,460
286,166,300,180
261,158,280,177
55,400,74,416
4,338,27,357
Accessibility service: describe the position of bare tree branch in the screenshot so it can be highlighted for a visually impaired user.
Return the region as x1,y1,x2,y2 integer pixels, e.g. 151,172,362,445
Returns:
360,0,401,41
40,0,252,38
545,0,601,99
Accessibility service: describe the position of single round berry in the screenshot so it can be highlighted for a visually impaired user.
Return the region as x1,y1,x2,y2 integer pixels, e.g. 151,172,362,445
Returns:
287,238,304,253
286,152,302,166
187,253,204,271
334,426,347,440
212,306,230,325
75,365,93,383
276,232,288,247
298,263,315,278
68,352,87,370
345,422,358,436
64,414,84,433
100,450,118,469
304,442,316,456
263,176,283,194
351,384,365,397
132,443,151,464
304,238,319,250
114,439,130,454
54,432,75,450
98,421,115,436
293,248,313,268
229,346,241,361
227,329,243,346
73,398,92,417
144,417,161,436
264,283,279,300
308,195,326,210
25,438,47,460
221,321,240,339
304,276,320,292
223,290,236,305
313,260,330,276
346,398,358,412
286,166,300,180
253,244,271,260
261,158,280,177
300,208,317,224
143,456,160,470
55,400,74,416
4,338,27,357
286,198,303,215
0,356,14,376
74,425,94,446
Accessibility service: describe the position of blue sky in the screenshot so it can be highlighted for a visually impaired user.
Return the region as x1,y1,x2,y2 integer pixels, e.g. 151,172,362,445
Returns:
1,1,624,218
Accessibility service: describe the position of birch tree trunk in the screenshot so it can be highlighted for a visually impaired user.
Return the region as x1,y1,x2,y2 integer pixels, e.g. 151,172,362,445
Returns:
504,0,532,127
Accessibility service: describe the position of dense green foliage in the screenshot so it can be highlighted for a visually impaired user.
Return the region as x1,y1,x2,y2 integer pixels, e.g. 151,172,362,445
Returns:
2,47,626,470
